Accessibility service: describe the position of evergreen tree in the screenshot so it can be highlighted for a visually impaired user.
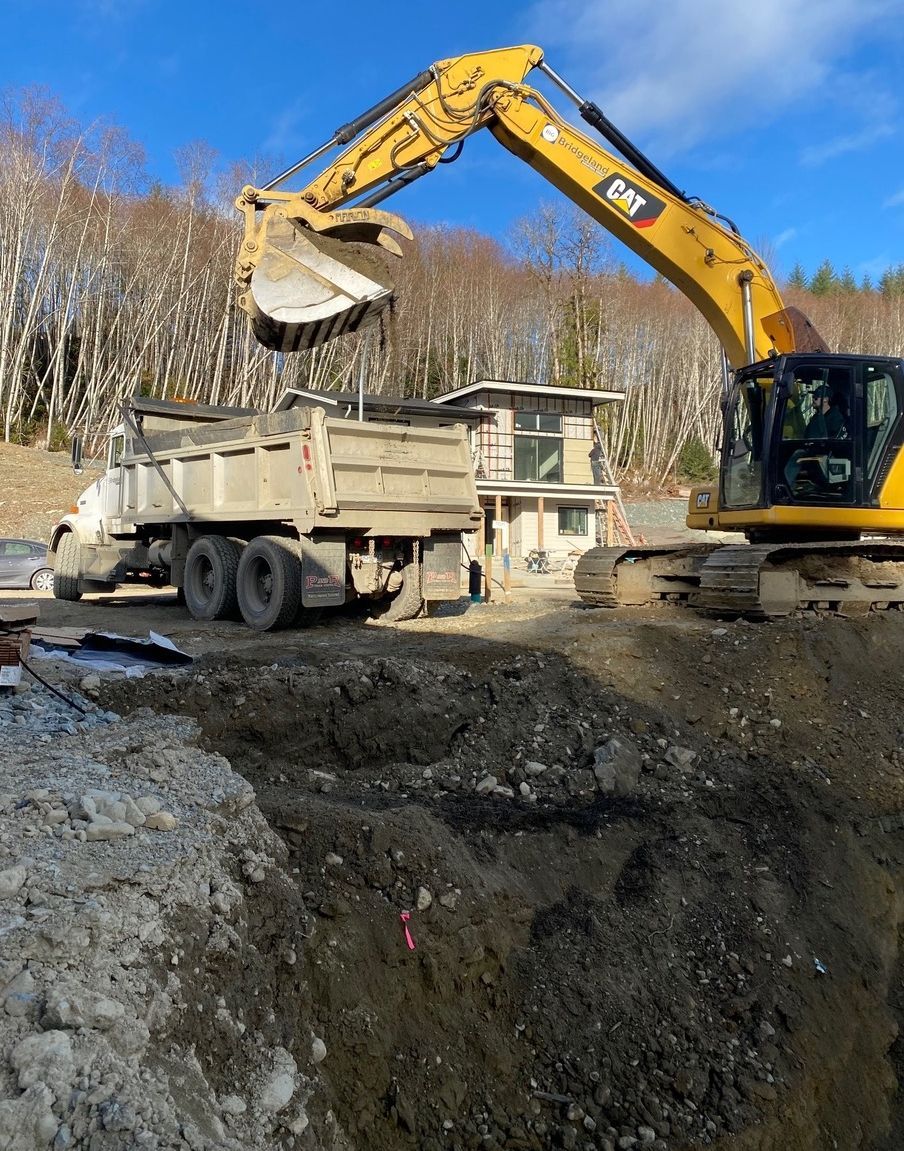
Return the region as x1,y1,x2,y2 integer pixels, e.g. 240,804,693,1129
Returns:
809,260,838,296
839,266,857,292
861,273,874,293
786,263,808,289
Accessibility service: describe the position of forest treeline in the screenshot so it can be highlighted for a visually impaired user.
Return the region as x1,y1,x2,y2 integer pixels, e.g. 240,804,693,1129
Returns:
3,87,904,482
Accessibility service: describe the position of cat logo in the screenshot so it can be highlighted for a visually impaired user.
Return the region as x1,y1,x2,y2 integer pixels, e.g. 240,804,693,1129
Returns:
593,171,666,228
695,492,711,509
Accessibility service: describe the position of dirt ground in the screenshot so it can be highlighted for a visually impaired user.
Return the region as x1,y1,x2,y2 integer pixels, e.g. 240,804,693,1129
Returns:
3,445,904,1149
3,582,902,1151
0,442,98,542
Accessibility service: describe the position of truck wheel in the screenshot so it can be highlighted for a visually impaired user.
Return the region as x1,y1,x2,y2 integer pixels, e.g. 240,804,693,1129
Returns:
184,536,242,621
53,534,82,602
372,560,424,623
237,536,302,631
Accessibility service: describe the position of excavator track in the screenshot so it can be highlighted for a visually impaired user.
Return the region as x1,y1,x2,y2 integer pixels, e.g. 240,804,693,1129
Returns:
574,544,721,608
575,540,904,619
696,540,904,618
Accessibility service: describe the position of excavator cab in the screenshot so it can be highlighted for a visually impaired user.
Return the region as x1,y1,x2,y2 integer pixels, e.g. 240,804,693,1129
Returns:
719,354,904,538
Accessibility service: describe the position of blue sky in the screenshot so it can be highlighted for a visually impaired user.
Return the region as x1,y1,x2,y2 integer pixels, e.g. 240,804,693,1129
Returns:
3,0,904,283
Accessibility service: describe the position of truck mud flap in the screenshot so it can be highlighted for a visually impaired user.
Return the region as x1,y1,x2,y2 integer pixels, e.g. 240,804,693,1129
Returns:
422,534,462,601
301,537,346,607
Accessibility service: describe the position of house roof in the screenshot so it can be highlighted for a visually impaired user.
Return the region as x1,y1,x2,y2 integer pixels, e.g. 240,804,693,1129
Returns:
433,380,625,405
274,388,480,422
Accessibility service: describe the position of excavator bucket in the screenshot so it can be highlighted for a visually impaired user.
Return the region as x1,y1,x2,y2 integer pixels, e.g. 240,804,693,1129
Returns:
235,198,413,353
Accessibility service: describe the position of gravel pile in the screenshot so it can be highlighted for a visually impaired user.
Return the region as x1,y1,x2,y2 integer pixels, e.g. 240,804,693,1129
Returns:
0,687,325,1151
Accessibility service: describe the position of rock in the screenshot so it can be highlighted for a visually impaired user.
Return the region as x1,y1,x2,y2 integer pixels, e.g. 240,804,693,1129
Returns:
10,1029,74,1100
2,969,37,1018
638,1127,657,1145
593,737,642,796
0,1085,59,1150
475,774,497,795
416,886,432,911
664,745,697,770
523,761,548,777
0,864,27,899
85,820,135,841
258,1048,297,1113
79,674,101,693
311,1036,327,1063
121,797,147,827
220,1095,246,1116
439,891,459,911
135,796,162,816
144,811,178,831
324,852,344,866
44,984,125,1031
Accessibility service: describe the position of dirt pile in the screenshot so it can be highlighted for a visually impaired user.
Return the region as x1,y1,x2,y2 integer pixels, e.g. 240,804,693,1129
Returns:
85,612,904,1151
0,700,328,1150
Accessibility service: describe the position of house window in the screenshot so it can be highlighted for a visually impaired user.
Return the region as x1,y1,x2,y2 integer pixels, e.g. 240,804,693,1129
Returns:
515,436,563,482
514,411,562,434
558,506,588,535
514,410,563,482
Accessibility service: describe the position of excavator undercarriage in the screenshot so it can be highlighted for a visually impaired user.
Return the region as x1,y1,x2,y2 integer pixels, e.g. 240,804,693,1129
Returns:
574,541,904,618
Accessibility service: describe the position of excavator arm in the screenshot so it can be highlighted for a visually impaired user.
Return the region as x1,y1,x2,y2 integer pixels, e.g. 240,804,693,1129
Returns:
236,45,826,367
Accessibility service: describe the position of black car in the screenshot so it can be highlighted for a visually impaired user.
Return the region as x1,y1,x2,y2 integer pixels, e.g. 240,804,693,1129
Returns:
0,538,54,592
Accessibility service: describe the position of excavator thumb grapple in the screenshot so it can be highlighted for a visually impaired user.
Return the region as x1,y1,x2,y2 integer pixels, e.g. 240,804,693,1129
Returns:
234,191,413,352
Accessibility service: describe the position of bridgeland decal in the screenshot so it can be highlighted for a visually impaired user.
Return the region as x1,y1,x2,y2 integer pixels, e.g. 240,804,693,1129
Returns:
593,172,666,228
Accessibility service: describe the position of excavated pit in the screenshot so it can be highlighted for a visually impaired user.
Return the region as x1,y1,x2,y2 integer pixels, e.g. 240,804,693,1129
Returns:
96,618,904,1151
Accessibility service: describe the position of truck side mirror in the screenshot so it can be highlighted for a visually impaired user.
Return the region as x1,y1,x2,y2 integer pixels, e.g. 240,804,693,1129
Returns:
71,435,83,475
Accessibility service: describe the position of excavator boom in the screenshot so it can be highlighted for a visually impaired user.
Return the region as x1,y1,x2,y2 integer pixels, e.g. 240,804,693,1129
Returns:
236,45,826,364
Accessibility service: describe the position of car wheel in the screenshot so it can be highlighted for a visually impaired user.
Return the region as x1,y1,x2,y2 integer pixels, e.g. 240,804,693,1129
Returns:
30,567,54,593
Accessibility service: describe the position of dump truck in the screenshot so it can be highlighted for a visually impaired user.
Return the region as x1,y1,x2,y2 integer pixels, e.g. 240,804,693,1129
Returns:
49,396,481,629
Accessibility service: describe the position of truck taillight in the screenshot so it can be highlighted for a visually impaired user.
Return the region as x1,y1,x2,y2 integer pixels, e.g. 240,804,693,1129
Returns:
301,444,313,471
382,537,393,548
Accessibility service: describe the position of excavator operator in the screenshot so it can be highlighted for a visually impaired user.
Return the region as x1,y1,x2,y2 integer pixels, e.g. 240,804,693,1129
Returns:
806,385,848,439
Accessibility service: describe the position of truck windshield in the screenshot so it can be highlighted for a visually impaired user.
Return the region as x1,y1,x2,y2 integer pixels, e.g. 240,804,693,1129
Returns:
721,372,771,509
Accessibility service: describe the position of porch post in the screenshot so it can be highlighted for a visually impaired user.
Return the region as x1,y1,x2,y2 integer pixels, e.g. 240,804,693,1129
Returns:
537,496,544,551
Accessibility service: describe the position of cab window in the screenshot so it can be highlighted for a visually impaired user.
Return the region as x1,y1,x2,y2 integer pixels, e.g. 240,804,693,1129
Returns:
107,434,125,470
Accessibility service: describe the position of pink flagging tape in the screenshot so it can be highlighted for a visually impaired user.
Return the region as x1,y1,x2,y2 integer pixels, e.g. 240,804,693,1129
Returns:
400,910,416,950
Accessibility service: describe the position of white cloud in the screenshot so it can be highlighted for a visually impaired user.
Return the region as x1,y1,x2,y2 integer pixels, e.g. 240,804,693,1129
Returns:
884,189,904,208
801,124,894,165
773,228,797,250
525,0,904,152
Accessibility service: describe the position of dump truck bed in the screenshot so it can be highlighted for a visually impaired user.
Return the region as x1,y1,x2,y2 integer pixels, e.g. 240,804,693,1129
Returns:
121,404,480,535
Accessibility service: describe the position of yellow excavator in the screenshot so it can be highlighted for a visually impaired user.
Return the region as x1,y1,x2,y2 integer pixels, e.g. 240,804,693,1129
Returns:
235,45,904,617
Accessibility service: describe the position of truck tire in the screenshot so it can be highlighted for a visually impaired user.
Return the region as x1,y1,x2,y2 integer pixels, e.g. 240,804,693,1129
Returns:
53,534,82,602
372,560,424,623
183,536,242,621
236,536,302,631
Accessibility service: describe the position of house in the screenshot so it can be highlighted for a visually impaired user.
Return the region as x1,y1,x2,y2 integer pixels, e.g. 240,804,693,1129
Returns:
432,380,625,559
274,380,626,561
